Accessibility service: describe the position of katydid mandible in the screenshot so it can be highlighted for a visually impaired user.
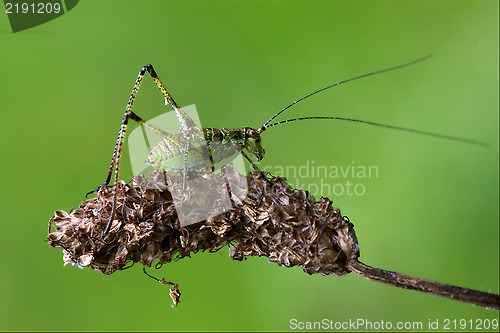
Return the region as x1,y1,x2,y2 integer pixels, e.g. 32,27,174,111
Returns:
86,55,485,238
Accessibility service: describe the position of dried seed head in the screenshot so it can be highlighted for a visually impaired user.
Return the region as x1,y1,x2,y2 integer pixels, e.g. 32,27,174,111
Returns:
47,165,500,310
48,165,360,305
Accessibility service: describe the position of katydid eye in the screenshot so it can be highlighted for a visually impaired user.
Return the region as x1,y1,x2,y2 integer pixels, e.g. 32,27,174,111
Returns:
248,130,257,138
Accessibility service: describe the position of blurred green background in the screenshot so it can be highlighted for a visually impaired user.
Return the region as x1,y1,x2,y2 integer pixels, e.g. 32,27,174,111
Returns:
0,1,498,331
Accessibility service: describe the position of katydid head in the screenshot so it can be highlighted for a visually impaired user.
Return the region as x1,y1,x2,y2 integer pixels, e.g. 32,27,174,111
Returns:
244,127,265,161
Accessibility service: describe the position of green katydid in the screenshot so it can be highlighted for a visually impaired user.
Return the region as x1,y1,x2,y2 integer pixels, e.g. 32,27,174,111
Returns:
86,55,486,238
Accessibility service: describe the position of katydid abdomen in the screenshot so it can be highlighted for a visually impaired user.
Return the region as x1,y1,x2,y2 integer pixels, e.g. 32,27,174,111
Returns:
146,127,265,173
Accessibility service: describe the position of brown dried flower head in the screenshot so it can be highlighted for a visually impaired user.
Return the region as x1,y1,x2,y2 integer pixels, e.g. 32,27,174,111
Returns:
48,165,500,310
48,165,359,306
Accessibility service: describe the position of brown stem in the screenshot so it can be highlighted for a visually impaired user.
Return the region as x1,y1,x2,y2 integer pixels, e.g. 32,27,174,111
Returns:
347,259,500,310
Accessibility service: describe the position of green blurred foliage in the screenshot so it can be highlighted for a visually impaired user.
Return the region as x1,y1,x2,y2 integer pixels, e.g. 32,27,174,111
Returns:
0,0,498,331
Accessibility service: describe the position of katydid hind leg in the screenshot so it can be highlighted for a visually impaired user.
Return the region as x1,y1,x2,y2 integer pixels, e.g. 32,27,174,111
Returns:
84,64,191,238
182,134,189,190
